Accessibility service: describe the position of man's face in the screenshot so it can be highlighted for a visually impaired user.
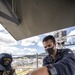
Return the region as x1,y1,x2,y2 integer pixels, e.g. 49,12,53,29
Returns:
43,39,56,51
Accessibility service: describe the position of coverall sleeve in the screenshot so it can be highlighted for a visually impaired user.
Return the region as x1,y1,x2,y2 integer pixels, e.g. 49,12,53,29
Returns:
46,49,75,75
43,57,47,66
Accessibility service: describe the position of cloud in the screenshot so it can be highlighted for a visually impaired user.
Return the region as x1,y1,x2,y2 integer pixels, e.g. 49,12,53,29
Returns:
43,32,54,36
0,24,16,46
37,41,43,47
21,36,40,46
24,48,37,54
0,32,16,44
67,30,75,36
0,45,20,55
0,23,6,30
24,48,37,52
67,30,75,42
0,45,37,56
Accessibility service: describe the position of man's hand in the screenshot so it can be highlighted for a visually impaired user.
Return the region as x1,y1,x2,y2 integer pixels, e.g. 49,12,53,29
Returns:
26,66,50,75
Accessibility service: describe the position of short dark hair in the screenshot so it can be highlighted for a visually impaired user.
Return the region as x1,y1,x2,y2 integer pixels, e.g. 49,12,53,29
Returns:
42,35,56,43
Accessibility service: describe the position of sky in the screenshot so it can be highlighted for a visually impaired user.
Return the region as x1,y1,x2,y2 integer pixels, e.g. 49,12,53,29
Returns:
0,23,75,56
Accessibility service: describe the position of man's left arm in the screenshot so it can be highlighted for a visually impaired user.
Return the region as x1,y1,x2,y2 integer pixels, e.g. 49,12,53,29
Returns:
52,48,75,75
44,49,75,75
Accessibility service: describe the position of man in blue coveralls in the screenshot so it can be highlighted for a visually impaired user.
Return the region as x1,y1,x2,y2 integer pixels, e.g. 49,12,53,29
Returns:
42,35,75,75
27,35,75,75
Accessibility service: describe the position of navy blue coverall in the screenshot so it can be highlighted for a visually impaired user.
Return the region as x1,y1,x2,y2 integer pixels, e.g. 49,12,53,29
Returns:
43,48,75,75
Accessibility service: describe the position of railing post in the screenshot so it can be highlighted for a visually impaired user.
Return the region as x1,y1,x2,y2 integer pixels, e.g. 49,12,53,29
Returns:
36,53,38,68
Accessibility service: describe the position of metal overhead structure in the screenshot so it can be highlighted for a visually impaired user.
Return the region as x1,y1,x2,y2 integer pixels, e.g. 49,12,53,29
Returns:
0,0,75,40
0,0,20,24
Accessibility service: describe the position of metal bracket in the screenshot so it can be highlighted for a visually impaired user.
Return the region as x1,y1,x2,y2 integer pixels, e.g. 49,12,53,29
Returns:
0,0,20,25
